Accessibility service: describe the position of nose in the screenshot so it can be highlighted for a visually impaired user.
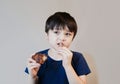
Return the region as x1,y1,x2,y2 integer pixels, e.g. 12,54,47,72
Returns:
58,33,65,41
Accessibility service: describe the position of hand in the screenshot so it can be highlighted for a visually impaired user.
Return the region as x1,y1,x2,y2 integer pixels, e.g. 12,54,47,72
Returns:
27,56,41,78
57,47,73,67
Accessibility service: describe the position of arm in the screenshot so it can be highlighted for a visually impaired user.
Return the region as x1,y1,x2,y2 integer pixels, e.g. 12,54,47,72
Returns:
28,74,38,84
58,47,88,84
27,57,40,84
64,65,87,84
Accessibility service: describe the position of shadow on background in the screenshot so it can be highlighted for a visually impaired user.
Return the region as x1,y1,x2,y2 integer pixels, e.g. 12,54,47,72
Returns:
83,52,99,84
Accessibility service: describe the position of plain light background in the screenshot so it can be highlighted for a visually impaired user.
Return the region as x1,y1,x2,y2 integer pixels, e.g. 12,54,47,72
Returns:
0,0,120,84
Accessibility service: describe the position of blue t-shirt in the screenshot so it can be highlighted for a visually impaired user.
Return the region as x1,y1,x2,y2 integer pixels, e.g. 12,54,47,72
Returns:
25,49,91,84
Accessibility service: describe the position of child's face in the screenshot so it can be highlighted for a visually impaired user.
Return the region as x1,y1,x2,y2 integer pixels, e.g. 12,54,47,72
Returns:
47,26,74,50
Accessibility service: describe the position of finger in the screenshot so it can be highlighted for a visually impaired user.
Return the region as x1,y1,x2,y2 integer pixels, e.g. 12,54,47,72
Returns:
29,65,40,70
59,47,71,53
57,48,71,57
28,62,40,66
28,63,40,70
27,62,40,69
57,50,69,57
62,47,72,55
28,62,40,67
57,50,69,59
27,57,36,63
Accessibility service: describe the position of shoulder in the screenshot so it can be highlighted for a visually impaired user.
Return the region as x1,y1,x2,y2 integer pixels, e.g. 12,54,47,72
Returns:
71,51,91,75
71,51,88,68
72,51,84,60
72,51,83,56
72,51,88,64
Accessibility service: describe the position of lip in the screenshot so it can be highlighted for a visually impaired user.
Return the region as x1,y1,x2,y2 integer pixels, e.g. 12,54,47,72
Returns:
57,43,64,47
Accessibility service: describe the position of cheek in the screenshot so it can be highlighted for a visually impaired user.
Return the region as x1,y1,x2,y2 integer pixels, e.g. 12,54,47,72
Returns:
48,36,56,44
65,40,73,47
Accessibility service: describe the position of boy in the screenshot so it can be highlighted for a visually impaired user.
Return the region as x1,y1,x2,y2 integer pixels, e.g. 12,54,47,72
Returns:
25,12,91,84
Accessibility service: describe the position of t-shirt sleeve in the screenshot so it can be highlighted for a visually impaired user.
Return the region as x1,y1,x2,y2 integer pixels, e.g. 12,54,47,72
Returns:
25,67,29,74
72,52,91,76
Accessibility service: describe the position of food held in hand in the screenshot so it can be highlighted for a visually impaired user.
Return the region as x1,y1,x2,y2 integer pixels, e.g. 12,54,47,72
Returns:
32,53,47,64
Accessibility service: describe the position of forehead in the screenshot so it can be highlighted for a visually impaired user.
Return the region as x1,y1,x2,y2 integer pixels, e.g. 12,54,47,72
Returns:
53,25,71,32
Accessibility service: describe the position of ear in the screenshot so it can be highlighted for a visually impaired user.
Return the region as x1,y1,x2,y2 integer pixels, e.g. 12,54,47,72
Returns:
45,33,49,40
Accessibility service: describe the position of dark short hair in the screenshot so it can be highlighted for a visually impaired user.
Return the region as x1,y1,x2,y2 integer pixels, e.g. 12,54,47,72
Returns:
45,12,77,38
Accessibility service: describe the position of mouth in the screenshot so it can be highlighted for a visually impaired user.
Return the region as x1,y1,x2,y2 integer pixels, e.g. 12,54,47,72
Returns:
57,43,64,47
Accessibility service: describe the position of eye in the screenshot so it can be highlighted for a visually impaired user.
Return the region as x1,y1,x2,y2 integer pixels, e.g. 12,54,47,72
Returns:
65,32,72,36
54,31,60,34
54,31,58,34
